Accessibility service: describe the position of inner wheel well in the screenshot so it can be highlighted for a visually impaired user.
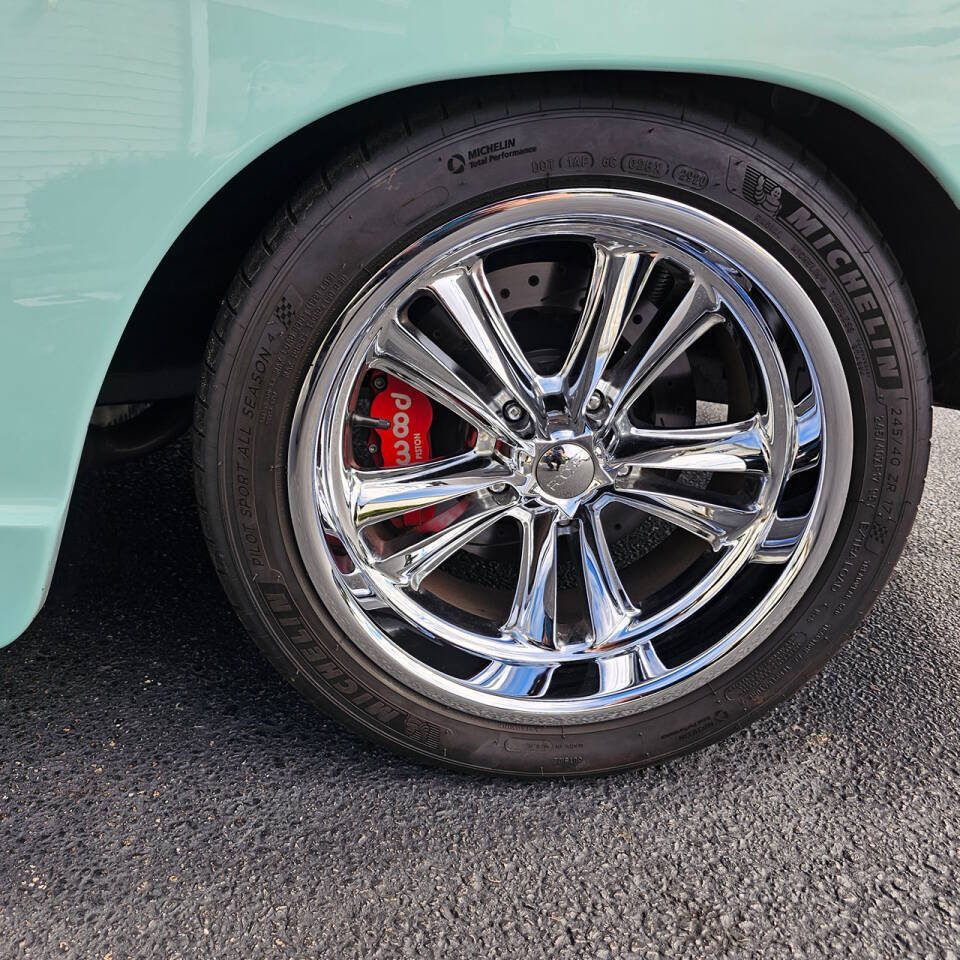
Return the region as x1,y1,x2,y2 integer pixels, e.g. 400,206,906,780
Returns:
99,71,959,422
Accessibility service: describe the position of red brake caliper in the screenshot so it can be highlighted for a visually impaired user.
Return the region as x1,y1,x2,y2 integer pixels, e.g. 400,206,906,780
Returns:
370,374,436,527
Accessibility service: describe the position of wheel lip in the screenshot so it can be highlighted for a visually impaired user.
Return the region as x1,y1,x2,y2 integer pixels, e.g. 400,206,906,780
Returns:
287,188,853,724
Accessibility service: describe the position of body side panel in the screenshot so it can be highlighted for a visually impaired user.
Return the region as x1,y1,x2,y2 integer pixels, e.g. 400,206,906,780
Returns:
1,0,958,644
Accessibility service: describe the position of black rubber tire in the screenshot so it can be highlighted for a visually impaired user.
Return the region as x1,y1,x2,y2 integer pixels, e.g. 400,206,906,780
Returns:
194,77,932,777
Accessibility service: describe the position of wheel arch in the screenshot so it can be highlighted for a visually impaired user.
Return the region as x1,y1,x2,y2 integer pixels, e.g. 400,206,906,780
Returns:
101,71,960,414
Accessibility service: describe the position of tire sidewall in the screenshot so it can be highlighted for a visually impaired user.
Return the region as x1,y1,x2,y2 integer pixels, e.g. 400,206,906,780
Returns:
204,104,924,775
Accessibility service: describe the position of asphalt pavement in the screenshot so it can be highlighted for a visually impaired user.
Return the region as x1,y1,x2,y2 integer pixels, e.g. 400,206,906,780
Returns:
3,409,960,960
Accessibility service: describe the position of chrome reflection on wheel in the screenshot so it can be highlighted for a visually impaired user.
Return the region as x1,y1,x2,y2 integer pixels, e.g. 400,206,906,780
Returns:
288,190,852,722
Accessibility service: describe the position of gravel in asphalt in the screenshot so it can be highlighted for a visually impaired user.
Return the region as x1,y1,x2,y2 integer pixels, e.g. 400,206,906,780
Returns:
2,409,959,959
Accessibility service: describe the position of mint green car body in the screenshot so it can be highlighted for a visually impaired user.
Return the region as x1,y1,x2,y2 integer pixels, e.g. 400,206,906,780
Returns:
2,0,959,646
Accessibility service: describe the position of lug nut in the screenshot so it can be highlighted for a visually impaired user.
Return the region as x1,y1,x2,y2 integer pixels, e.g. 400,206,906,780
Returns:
617,465,631,477
490,482,508,494
371,373,387,392
503,401,524,423
586,391,605,413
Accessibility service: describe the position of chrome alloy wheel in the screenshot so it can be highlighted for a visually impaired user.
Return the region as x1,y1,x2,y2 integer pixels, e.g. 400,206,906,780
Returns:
288,189,853,723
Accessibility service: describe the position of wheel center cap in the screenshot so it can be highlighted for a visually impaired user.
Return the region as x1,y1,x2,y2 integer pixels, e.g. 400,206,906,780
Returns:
535,442,595,499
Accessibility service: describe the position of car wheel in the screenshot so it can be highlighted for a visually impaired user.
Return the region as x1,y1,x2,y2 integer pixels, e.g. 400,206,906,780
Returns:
195,80,931,776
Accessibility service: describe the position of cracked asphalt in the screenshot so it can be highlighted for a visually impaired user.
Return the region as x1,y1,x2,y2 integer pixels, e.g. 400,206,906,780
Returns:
2,409,960,960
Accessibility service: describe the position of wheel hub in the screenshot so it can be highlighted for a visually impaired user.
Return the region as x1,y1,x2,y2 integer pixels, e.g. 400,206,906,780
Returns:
526,428,613,518
534,441,595,499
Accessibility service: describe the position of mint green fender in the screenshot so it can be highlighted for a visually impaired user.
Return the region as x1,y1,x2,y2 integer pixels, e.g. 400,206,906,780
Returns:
2,0,959,646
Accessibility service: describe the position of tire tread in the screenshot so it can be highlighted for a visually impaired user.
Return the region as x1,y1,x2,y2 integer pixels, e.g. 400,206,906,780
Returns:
194,77,933,776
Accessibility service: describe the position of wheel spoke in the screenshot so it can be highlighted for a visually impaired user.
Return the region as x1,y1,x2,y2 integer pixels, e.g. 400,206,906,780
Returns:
636,640,670,680
794,391,822,472
373,316,527,446
597,650,640,693
468,660,555,698
607,279,722,426
752,513,809,564
610,482,761,551
348,452,517,529
746,394,821,563
611,415,770,474
579,506,639,647
597,644,668,694
428,262,544,425
374,499,514,590
503,508,561,649
558,244,655,421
